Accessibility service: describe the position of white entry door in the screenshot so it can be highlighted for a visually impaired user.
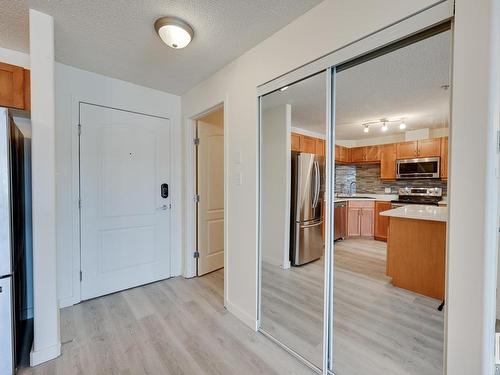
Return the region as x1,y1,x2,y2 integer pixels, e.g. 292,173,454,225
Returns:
80,104,171,300
197,116,224,275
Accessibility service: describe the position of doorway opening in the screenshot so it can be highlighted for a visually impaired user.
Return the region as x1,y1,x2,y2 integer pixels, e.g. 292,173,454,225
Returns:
195,106,225,300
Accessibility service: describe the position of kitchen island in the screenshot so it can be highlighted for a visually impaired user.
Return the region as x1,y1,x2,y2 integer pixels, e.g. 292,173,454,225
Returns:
381,205,447,300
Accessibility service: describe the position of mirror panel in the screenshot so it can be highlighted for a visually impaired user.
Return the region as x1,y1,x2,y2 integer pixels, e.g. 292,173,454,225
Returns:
259,71,327,369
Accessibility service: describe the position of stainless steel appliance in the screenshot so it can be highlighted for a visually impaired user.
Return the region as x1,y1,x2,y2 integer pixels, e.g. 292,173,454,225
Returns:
391,187,443,207
0,108,32,375
396,157,440,179
334,201,347,241
290,152,324,266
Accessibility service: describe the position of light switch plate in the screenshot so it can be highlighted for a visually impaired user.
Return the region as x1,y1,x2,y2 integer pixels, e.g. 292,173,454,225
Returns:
384,187,392,194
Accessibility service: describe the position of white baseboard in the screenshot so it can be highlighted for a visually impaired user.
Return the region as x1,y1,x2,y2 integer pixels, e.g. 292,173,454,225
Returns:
225,299,258,331
30,342,61,366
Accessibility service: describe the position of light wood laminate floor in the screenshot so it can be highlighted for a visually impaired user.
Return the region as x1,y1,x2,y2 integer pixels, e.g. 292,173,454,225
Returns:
261,239,444,375
19,270,312,375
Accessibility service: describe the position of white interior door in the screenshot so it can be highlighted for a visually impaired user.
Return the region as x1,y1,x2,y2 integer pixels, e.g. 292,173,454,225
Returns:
197,116,224,276
80,104,171,300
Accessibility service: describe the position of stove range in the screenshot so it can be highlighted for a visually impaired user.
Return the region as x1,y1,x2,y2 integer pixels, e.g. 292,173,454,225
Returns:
391,187,443,207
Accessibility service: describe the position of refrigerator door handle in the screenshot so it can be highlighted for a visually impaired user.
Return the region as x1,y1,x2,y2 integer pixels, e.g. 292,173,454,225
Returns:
312,161,320,208
300,220,323,229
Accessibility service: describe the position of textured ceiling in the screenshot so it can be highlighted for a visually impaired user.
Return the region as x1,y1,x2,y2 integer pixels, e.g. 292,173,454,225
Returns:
262,30,452,140
0,0,322,94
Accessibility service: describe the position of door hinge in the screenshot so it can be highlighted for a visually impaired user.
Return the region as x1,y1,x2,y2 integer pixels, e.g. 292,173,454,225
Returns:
193,137,200,146
194,194,200,203
78,198,81,209
193,251,200,259
78,123,82,136
80,271,82,281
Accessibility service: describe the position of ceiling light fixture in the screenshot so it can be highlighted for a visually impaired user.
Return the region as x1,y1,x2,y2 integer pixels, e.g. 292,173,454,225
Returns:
381,121,388,132
155,17,194,49
363,124,370,133
399,120,406,130
280,86,289,92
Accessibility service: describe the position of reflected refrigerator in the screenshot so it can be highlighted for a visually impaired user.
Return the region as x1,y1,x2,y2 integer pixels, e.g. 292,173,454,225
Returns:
290,151,324,266
0,108,31,375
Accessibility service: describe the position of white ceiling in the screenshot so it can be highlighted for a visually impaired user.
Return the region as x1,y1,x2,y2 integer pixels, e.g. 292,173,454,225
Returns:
0,0,322,95
262,30,452,140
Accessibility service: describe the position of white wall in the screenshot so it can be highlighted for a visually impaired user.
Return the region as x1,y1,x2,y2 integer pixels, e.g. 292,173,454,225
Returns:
446,0,500,373
55,63,182,307
181,0,445,329
0,46,30,68
261,105,291,268
29,9,60,366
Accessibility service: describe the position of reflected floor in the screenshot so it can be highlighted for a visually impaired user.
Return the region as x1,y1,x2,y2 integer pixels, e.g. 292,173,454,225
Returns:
261,239,444,375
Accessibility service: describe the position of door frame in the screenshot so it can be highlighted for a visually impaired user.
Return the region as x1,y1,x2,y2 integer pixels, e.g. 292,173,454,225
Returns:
184,100,228,307
70,101,177,305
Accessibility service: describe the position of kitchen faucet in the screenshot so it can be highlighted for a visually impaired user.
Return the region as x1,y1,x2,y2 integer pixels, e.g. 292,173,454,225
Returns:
349,181,356,196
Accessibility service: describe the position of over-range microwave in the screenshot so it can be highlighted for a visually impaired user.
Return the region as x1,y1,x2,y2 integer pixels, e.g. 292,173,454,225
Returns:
396,157,440,179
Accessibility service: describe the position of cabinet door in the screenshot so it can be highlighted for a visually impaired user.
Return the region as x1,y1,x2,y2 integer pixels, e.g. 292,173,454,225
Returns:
291,133,301,152
417,138,441,157
396,141,418,159
365,145,380,162
0,62,25,109
380,144,396,180
347,207,361,237
350,147,365,163
301,135,316,153
440,137,448,180
340,146,350,163
315,138,325,156
360,208,374,237
335,145,341,161
374,201,391,241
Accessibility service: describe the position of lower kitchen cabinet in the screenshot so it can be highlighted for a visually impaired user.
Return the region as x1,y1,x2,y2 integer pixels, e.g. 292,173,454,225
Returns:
347,200,374,237
374,201,392,241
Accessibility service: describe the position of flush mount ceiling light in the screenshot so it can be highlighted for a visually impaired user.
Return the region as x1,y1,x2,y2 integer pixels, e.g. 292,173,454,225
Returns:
154,17,194,49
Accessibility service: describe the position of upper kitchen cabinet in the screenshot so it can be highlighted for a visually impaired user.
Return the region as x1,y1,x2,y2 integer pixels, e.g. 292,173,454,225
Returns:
291,132,301,152
335,145,350,163
301,135,316,153
315,139,325,156
396,141,418,159
417,138,441,157
380,143,396,180
440,137,448,180
0,62,30,111
396,138,441,159
349,145,379,163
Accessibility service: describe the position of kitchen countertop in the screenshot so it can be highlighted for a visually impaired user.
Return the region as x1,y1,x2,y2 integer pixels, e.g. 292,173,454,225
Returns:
334,194,397,203
380,204,447,222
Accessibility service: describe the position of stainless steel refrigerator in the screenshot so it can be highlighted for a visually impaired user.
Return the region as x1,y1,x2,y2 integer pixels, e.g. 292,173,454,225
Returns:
0,108,31,375
290,151,324,266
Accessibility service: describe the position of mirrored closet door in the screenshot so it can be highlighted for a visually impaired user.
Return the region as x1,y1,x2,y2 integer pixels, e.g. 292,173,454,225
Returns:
259,70,328,371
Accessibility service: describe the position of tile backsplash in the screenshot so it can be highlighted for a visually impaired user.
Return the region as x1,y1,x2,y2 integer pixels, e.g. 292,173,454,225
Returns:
335,164,447,195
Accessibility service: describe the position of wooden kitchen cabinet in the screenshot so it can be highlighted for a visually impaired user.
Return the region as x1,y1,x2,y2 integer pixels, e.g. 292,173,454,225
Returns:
380,143,396,180
0,62,30,110
350,147,366,163
347,207,361,237
417,138,441,157
315,138,325,156
347,200,375,237
374,201,392,241
396,141,418,159
360,208,374,236
291,133,301,151
301,135,316,153
440,137,448,180
364,145,380,162
335,145,350,163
